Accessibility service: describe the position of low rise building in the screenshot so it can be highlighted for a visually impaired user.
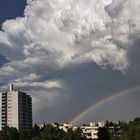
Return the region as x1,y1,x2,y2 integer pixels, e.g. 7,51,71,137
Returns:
81,122,105,139
58,122,105,139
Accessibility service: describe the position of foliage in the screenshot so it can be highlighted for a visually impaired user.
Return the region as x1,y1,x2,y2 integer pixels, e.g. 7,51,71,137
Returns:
0,126,19,140
119,117,140,140
0,118,140,140
40,124,65,140
63,128,86,140
108,118,140,140
19,129,32,140
0,124,87,140
98,127,110,140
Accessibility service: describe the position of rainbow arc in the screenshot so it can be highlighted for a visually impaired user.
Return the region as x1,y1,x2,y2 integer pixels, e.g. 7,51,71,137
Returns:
69,85,140,124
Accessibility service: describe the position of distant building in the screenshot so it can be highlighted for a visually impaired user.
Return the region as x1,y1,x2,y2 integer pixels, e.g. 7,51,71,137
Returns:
107,125,121,137
0,84,32,130
58,123,73,132
81,122,105,139
57,122,105,139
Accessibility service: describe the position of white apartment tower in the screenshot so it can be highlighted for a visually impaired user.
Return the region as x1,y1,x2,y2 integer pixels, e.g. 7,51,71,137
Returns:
0,84,32,130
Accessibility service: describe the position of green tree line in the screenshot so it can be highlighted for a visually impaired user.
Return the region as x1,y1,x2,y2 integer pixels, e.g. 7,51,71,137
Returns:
106,118,140,140
0,117,140,140
0,124,87,140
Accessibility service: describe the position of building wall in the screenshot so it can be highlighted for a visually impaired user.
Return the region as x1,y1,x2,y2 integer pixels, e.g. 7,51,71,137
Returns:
0,93,1,130
7,91,19,129
1,93,7,129
58,122,105,139
0,84,32,130
18,92,32,129
81,126,99,139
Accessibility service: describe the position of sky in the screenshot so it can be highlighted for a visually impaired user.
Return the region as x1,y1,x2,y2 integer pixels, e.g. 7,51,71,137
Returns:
0,0,140,124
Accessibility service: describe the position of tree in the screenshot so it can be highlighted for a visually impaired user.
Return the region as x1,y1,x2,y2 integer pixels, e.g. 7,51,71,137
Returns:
32,124,41,138
98,127,110,140
0,126,10,140
63,128,87,140
40,124,65,140
9,127,19,140
19,129,32,140
118,118,140,140
0,126,19,140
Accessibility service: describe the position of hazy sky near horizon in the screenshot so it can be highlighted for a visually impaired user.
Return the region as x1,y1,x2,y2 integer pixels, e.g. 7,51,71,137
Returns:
0,0,140,124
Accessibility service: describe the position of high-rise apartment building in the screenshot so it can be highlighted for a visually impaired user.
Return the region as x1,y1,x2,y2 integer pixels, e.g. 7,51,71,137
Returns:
0,84,32,130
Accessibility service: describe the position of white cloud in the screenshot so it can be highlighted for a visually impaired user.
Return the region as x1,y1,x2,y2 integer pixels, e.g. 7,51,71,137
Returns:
45,80,62,88
0,0,139,90
12,80,62,89
0,66,14,76
17,73,41,82
0,0,139,74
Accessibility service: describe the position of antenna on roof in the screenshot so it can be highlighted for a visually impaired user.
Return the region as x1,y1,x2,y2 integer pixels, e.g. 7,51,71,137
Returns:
10,83,14,92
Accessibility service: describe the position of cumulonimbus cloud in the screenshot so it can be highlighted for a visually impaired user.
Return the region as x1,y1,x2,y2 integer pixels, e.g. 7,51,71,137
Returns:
0,0,140,123
0,0,140,76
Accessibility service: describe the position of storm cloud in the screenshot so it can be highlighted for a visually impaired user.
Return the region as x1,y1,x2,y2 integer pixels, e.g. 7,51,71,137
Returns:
0,0,140,123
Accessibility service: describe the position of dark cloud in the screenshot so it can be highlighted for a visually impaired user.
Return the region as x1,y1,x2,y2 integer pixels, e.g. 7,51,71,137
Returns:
0,54,10,67
126,38,140,77
31,63,140,123
105,0,124,18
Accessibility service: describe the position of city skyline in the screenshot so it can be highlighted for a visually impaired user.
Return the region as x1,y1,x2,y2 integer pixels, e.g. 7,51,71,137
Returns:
0,0,140,124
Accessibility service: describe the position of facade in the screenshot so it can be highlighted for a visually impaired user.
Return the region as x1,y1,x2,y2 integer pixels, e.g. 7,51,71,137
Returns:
55,122,105,139
58,123,73,132
1,92,8,129
81,122,104,139
0,84,32,130
107,126,121,137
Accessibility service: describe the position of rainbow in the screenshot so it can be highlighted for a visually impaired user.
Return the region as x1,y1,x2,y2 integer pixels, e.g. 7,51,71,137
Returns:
69,85,140,124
